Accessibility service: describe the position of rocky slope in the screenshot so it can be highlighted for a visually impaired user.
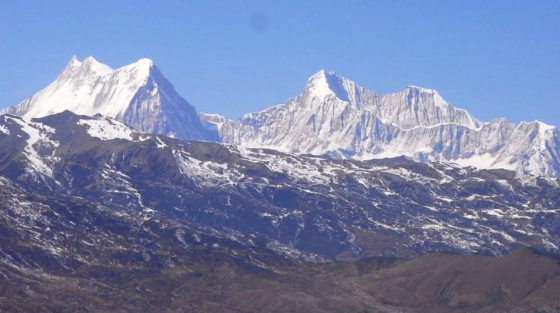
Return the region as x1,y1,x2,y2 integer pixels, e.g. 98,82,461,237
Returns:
1,112,560,311
202,70,560,177
2,111,560,262
2,56,218,141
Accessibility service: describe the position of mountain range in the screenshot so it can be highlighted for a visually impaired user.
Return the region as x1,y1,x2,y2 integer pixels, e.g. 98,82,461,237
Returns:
1,110,559,260
3,56,560,311
203,70,560,178
4,56,560,177
1,110,560,311
2,56,217,141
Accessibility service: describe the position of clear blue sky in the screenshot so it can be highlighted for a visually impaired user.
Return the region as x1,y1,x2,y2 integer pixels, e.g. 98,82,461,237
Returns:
1,1,559,125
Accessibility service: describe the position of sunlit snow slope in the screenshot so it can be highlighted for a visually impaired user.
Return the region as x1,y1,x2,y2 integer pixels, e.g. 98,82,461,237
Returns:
202,70,560,177
2,56,218,141
4,56,560,177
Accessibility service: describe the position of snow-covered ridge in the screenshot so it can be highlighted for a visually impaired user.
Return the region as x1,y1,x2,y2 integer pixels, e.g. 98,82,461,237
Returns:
77,117,137,141
203,69,560,178
0,112,165,182
4,56,560,178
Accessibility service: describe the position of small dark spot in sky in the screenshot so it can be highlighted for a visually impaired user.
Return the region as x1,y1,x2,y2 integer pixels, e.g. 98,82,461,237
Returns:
248,12,269,33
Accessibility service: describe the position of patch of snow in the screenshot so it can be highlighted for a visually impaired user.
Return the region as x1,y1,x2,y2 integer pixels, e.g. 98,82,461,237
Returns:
6,116,59,177
155,137,167,149
0,124,9,135
78,118,135,140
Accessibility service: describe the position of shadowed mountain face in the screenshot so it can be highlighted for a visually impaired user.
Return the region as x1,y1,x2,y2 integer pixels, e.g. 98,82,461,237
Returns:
1,110,560,311
1,111,560,262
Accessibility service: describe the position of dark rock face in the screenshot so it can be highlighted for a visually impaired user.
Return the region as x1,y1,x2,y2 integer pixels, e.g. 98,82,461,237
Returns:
1,111,560,262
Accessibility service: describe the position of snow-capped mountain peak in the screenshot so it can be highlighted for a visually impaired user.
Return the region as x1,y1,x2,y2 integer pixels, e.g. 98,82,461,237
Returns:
61,55,114,77
118,57,155,78
202,69,560,177
3,56,218,141
304,69,365,106
66,54,81,67
306,69,340,87
305,70,339,96
7,59,560,178
134,57,155,68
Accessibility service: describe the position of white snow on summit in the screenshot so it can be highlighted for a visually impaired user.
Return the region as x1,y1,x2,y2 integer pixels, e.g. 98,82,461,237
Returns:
7,56,154,119
3,56,218,141
77,118,136,141
202,70,560,178
4,59,560,178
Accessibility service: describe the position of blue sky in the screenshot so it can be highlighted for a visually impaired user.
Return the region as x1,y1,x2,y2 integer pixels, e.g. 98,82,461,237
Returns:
1,1,559,125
